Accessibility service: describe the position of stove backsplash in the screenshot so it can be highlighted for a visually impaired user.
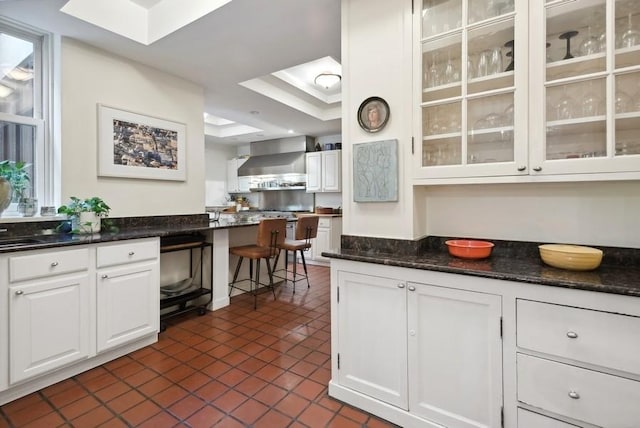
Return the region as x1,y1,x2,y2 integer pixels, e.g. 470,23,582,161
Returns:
258,189,314,212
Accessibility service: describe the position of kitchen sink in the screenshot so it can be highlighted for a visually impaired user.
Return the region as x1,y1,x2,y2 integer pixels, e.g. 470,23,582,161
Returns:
0,238,44,249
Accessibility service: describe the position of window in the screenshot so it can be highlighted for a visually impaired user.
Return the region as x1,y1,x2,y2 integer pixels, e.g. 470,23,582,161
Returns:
0,17,52,215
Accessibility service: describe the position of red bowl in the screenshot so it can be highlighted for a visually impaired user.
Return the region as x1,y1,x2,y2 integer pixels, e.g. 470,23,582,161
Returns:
445,240,494,259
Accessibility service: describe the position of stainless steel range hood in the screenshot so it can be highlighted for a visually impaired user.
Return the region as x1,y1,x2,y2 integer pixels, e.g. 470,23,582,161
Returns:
238,136,314,177
238,136,315,191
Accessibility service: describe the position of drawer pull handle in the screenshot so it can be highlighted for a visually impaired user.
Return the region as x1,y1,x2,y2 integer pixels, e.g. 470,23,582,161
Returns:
101,274,108,279
533,166,542,172
517,166,526,171
129,251,135,256
51,262,59,267
568,390,580,399
15,290,24,296
566,331,579,339
408,286,416,292
397,284,405,289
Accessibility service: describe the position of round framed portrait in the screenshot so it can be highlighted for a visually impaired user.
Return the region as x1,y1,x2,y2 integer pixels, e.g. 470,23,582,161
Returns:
357,97,390,133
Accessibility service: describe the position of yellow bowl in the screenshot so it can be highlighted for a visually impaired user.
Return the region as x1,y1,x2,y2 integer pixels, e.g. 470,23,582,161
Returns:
538,244,603,271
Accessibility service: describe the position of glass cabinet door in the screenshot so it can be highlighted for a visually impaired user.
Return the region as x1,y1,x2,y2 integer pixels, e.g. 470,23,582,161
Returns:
418,0,524,179
533,0,640,175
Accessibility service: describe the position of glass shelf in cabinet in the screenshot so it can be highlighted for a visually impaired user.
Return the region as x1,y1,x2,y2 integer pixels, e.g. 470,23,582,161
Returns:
468,125,514,137
423,81,462,93
546,115,606,127
467,72,514,94
546,118,606,137
615,45,640,69
546,54,606,81
423,131,462,141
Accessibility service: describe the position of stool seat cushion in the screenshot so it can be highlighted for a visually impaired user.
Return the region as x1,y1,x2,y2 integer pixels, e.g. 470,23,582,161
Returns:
230,244,277,259
278,239,312,251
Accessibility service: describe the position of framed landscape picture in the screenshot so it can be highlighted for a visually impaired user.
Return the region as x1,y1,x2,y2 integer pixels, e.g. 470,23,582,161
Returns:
97,104,186,181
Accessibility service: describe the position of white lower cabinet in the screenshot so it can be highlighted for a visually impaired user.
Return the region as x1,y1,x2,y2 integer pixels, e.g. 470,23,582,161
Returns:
309,216,342,264
97,262,159,353
408,282,503,428
517,408,580,428
96,239,159,353
9,273,90,384
336,271,408,408
0,238,160,403
332,261,503,428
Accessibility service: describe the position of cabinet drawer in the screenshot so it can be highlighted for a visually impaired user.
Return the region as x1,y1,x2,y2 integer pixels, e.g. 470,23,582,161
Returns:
318,217,331,228
517,353,640,427
517,299,640,375
97,239,158,268
9,248,89,283
518,408,580,428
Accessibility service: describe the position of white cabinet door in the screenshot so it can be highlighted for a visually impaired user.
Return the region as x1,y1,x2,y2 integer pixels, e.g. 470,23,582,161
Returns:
336,271,408,409
322,150,342,192
226,159,239,193
306,152,322,192
313,226,331,262
96,261,159,353
9,273,90,384
408,282,503,428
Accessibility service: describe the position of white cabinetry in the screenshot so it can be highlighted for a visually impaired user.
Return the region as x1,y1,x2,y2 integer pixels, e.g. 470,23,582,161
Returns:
309,216,342,265
8,247,91,384
96,239,159,353
336,271,408,408
516,299,640,427
227,158,250,193
414,0,640,183
306,150,341,192
331,260,503,428
0,238,159,404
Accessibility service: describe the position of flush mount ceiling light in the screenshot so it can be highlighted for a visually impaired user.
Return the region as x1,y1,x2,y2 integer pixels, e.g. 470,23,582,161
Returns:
5,67,33,81
0,84,14,98
314,72,341,89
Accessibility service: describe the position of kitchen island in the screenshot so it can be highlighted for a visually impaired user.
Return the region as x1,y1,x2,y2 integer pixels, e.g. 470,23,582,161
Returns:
323,236,640,428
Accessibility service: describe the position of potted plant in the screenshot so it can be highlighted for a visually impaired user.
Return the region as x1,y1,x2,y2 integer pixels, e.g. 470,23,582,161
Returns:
0,160,32,216
57,196,111,233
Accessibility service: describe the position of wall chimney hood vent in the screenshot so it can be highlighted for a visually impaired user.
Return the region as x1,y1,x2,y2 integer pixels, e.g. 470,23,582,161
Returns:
238,136,314,177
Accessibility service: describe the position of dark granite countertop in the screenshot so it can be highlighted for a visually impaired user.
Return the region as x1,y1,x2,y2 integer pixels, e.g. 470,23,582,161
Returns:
323,236,640,298
0,214,290,254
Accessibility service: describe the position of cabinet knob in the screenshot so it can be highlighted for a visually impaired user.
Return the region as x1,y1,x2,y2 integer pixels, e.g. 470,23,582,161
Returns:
533,166,542,172
101,274,108,279
51,261,59,267
397,283,405,288
128,251,135,256
408,286,416,292
15,290,24,296
566,331,578,339
568,390,580,399
517,166,526,171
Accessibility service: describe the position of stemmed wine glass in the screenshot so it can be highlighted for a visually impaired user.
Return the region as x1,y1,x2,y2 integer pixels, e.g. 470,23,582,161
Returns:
579,27,600,56
555,85,577,120
427,52,441,88
559,30,579,60
621,13,640,48
580,81,602,117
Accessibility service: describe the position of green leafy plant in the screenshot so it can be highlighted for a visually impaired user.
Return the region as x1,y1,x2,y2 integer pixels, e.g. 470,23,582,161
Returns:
57,196,111,218
0,160,31,201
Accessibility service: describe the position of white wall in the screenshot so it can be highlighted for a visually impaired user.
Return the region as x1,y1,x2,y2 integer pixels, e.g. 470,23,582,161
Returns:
61,38,205,217
420,181,640,248
204,141,236,206
341,0,414,240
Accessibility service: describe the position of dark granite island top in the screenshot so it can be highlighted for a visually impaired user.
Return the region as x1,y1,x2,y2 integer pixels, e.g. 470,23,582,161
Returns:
0,213,293,254
323,235,640,298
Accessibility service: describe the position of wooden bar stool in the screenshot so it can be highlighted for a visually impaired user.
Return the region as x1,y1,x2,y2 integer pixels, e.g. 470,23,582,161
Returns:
228,218,286,309
273,215,319,293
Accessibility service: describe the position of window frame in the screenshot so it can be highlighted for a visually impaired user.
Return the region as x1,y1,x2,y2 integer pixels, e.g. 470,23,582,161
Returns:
0,17,56,215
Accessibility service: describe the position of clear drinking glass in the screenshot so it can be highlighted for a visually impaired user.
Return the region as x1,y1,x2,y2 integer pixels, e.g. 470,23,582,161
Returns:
615,90,633,113
428,52,441,88
579,26,600,56
476,50,491,77
555,86,577,120
489,47,503,75
581,81,602,117
621,13,640,48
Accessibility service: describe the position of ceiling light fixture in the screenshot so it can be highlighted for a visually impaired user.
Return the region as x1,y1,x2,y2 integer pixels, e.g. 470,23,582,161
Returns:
314,72,341,89
0,84,14,98
5,67,33,82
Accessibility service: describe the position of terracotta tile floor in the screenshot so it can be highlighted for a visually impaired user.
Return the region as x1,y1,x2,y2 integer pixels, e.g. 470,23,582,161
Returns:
0,264,399,427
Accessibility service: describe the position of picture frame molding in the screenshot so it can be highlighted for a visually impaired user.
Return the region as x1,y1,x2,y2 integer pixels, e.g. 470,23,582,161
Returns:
97,104,187,181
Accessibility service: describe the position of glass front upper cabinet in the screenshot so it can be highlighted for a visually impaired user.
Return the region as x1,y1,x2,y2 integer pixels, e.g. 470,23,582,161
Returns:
416,0,640,181
536,0,640,175
417,0,524,180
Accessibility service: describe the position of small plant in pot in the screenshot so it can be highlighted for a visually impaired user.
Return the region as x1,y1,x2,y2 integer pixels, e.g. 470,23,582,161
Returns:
57,196,110,234
0,160,32,216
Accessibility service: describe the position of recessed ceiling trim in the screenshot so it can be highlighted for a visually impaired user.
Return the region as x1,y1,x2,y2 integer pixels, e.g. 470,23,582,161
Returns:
239,78,341,121
204,122,262,138
60,0,233,45
272,70,340,105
